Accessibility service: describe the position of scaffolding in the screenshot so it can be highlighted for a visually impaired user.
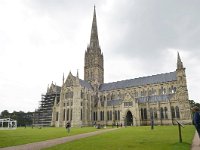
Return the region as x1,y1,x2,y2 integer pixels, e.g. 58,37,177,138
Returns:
33,93,60,127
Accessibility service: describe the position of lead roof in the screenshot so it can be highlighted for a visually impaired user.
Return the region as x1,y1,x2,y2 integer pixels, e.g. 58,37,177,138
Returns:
99,71,177,91
79,79,93,89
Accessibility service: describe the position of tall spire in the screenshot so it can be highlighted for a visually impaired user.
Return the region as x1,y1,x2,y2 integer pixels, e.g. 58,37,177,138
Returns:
90,5,99,49
47,84,49,93
76,69,79,78
84,6,104,85
177,52,183,69
62,73,65,84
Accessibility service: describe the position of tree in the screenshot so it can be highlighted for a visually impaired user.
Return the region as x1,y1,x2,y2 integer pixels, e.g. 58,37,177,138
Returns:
189,100,200,108
0,110,10,118
0,110,33,126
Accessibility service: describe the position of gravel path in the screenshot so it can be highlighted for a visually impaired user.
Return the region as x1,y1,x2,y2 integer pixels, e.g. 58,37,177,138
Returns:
191,131,200,150
0,128,118,150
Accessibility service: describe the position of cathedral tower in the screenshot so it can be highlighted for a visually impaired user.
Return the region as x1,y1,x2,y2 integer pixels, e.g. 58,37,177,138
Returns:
84,6,104,86
176,52,187,87
176,52,190,119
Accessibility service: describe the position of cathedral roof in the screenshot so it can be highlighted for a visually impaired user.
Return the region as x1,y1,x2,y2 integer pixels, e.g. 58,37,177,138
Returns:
79,79,93,89
137,94,174,103
99,71,177,91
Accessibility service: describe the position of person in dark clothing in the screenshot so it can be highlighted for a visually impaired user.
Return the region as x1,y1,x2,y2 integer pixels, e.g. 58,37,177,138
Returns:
65,121,71,134
192,106,200,138
112,122,114,128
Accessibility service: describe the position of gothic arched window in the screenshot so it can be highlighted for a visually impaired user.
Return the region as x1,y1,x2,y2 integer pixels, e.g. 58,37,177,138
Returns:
175,106,180,118
144,108,147,120
171,106,175,118
100,95,102,101
111,93,114,100
107,111,109,120
150,108,153,119
144,90,146,96
141,91,143,97
81,91,84,99
163,88,166,94
100,111,102,121
141,108,144,120
168,88,171,94
93,112,96,121
135,92,138,97
118,110,120,120
107,94,110,100
172,86,176,93
174,87,176,93
159,89,162,95
160,108,164,119
154,108,157,119
148,90,152,96
153,89,157,95
81,109,83,120
63,109,65,121
70,109,73,121
164,107,168,119
96,112,98,121
110,111,112,120
56,112,59,121
114,110,117,120
67,109,69,121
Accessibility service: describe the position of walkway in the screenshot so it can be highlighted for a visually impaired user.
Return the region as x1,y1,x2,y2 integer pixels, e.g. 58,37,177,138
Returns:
191,131,199,150
0,128,118,150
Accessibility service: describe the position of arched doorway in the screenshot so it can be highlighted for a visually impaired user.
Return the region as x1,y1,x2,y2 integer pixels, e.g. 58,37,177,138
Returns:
126,111,133,126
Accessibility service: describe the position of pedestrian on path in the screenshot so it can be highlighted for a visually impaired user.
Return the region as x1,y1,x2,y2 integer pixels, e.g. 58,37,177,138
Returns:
191,106,200,138
66,121,71,134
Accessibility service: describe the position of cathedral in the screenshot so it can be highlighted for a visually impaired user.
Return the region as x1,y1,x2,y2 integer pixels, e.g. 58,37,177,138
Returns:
51,7,191,127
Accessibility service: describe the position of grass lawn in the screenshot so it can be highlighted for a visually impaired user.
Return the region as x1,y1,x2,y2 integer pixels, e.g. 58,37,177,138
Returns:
45,125,195,150
0,127,98,148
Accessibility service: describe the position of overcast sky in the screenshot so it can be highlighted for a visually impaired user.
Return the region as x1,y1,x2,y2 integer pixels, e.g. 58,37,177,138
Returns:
0,0,200,113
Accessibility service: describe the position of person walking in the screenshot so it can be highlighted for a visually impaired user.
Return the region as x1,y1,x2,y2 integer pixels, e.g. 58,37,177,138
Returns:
191,106,200,138
66,121,71,134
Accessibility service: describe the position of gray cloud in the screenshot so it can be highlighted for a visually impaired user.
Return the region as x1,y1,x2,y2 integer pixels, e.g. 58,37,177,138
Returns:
107,0,200,57
92,0,199,82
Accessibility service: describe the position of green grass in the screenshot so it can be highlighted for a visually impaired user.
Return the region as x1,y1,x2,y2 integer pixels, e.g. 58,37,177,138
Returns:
0,127,98,147
45,125,195,150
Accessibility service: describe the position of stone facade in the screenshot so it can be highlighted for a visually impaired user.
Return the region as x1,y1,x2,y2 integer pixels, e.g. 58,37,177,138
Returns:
51,7,191,127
